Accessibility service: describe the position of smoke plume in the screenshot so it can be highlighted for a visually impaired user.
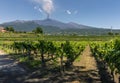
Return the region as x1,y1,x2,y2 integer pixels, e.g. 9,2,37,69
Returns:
33,0,54,18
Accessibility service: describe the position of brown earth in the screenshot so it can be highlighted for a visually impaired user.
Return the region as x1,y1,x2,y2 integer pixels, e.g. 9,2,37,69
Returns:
73,45,101,83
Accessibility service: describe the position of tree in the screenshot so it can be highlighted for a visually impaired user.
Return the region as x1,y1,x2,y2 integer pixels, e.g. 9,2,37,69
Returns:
32,27,43,34
5,26,15,32
115,33,119,36
108,32,113,36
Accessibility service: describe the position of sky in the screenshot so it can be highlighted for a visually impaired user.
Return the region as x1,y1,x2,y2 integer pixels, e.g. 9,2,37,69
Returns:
0,0,120,29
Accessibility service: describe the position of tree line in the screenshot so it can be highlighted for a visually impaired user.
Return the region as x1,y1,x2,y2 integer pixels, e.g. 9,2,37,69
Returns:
4,26,43,34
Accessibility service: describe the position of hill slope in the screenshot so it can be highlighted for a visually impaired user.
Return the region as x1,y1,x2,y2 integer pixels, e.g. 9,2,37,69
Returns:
0,19,120,35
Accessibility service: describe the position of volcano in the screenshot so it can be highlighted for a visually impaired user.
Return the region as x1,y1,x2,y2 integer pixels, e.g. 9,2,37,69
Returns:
0,18,119,35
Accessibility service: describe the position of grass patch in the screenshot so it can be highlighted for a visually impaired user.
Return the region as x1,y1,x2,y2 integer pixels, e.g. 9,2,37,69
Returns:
75,55,81,62
19,57,41,69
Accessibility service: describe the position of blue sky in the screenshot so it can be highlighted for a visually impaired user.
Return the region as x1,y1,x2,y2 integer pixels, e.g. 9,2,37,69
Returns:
0,0,120,29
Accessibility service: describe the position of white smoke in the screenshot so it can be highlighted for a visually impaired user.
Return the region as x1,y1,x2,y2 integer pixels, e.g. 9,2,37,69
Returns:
33,0,54,18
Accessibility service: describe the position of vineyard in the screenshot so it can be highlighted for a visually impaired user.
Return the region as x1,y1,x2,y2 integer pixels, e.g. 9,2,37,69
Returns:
0,40,86,70
91,39,120,83
0,34,120,83
0,32,120,41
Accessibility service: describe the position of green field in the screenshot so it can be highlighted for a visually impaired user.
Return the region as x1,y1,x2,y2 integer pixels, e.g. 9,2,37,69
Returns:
0,32,119,41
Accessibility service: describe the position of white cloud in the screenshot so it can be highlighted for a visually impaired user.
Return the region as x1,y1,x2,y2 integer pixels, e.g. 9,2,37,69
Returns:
34,6,43,13
38,8,43,13
74,10,78,14
34,6,37,9
66,10,78,15
66,10,72,15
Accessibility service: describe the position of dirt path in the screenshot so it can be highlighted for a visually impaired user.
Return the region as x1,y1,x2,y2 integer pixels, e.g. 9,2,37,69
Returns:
74,45,99,70
0,50,26,83
73,45,101,83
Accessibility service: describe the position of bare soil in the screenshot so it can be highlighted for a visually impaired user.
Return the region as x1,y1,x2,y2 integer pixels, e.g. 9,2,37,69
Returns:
0,50,26,83
73,45,101,83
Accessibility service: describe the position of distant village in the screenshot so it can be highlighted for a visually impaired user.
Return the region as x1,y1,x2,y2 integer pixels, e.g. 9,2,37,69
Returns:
0,26,7,33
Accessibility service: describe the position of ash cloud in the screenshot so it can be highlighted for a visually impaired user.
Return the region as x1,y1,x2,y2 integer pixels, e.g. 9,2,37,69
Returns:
33,0,54,18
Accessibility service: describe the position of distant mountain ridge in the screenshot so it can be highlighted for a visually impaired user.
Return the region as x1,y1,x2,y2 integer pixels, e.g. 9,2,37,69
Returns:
0,18,120,35
1,18,97,29
33,18,96,29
